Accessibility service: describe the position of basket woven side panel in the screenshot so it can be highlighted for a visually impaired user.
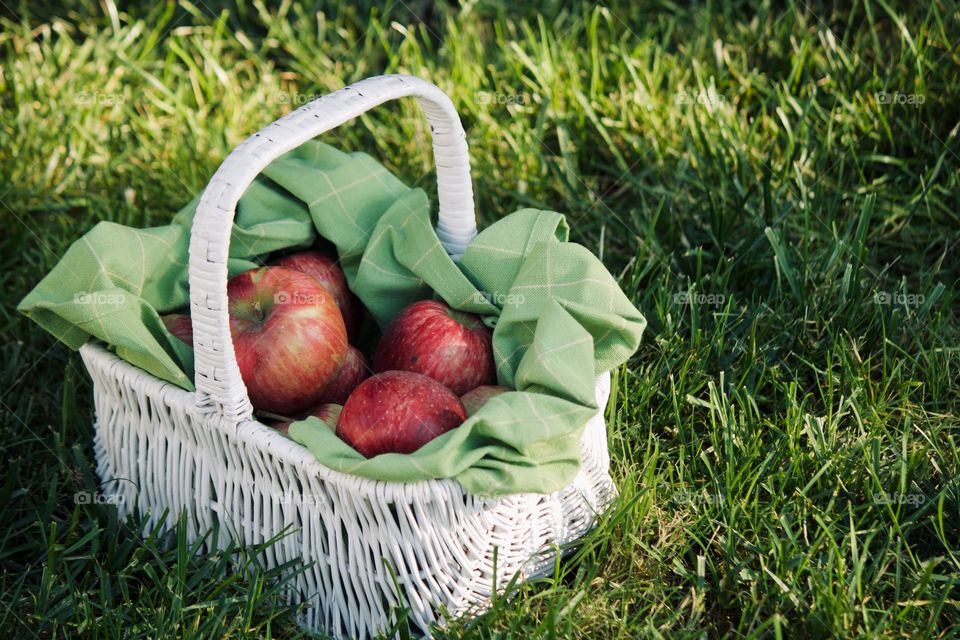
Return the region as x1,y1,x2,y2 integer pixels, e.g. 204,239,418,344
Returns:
80,343,615,638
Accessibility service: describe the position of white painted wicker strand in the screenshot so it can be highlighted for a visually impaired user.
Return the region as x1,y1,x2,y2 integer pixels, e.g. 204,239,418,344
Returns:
81,75,618,639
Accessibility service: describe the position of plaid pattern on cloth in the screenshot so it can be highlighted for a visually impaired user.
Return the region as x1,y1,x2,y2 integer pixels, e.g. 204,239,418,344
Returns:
18,141,645,496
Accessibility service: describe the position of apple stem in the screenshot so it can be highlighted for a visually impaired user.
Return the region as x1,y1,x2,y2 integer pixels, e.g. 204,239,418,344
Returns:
256,410,296,422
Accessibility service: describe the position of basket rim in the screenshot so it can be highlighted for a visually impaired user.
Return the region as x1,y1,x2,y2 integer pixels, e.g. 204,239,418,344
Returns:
80,340,611,503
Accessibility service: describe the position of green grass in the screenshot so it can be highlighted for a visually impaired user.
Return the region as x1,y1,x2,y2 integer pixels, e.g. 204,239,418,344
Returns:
2,0,959,637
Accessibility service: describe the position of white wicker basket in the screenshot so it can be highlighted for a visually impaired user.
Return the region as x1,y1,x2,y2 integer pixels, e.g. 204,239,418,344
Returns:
78,74,617,638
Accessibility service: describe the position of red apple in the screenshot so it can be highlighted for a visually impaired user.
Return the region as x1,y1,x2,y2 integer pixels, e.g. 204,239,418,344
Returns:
460,385,511,416
337,370,466,457
318,345,370,404
271,251,361,338
161,313,193,347
372,300,496,395
228,266,347,415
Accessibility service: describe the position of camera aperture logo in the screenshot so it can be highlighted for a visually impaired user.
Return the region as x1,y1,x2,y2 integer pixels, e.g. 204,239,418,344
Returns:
874,492,925,508
274,290,329,306
477,91,531,106
473,290,526,308
74,292,127,306
74,490,125,506
673,291,726,306
875,90,925,106
873,291,925,306
274,92,321,106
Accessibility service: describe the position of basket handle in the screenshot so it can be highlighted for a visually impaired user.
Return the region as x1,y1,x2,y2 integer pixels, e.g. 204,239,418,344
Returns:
187,74,477,419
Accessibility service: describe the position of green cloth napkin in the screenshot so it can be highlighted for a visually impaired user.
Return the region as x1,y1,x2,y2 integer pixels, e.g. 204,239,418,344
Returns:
18,141,645,497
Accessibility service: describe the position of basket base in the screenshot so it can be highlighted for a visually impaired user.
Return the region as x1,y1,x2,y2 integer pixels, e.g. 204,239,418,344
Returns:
79,342,616,638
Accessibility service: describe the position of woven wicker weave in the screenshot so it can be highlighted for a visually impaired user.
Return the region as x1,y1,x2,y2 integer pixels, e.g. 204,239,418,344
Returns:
79,74,617,638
